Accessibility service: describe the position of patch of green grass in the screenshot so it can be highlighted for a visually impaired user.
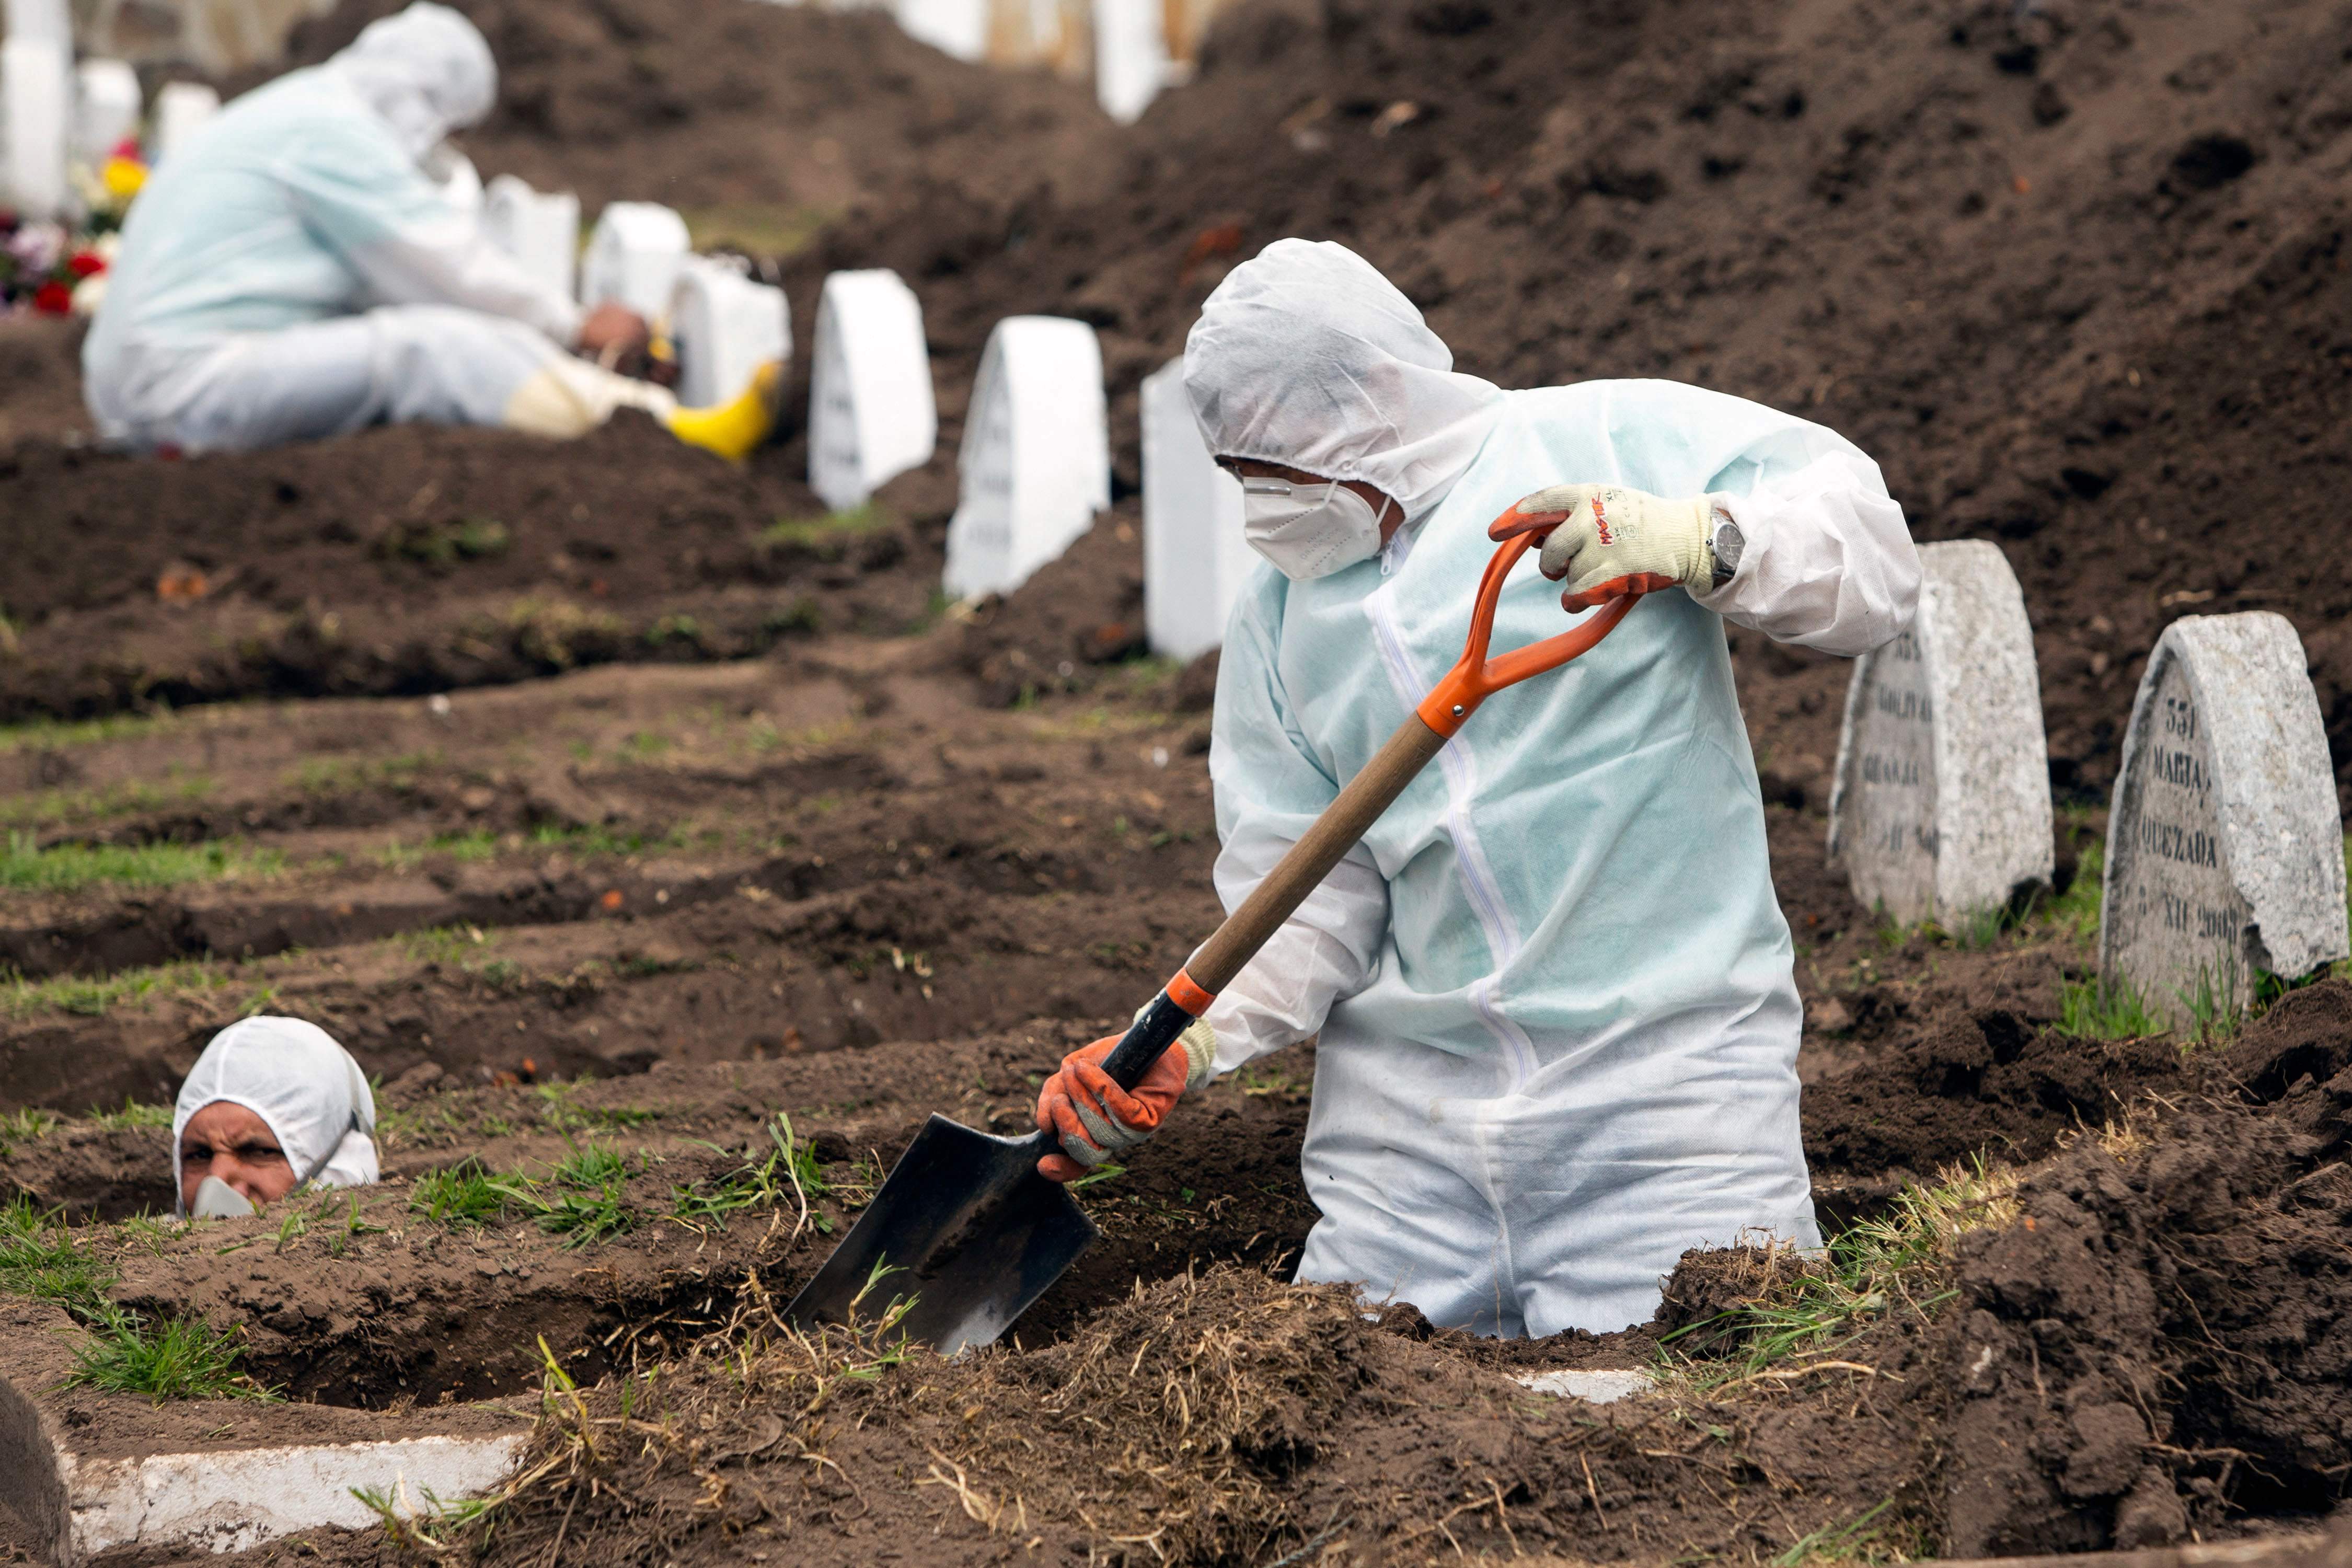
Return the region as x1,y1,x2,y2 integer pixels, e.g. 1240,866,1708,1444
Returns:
0,1106,58,1151
290,751,439,799
376,517,510,567
616,731,672,764
0,1196,113,1311
87,1098,172,1131
669,1114,825,1229
2043,836,2105,941
1659,1159,2019,1392
0,774,215,829
2178,955,2246,1043
0,957,233,1019
410,1159,508,1226
66,1307,273,1402
374,829,500,870
1772,1497,1914,1567
2059,972,2165,1040
0,831,283,893
528,822,678,857
535,1082,655,1133
492,1142,636,1247
398,925,493,966
762,503,888,554
0,708,175,755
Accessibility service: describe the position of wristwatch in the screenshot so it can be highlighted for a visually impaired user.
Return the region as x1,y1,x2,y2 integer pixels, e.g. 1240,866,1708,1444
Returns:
1708,505,1744,587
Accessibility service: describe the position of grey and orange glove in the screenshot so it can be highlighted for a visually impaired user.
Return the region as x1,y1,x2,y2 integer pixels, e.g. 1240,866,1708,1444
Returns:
1034,1016,1215,1183
1491,483,1724,610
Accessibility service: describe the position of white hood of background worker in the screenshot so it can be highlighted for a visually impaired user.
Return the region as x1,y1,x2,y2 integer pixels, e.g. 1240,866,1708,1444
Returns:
1182,239,1917,1336
172,1016,379,1217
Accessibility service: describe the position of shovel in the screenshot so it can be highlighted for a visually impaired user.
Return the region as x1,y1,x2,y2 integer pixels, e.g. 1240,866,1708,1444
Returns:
782,522,1640,1354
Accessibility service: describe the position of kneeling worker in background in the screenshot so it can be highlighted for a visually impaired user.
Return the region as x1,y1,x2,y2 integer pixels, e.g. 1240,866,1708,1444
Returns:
1035,239,1921,1336
83,3,774,460
176,1016,378,1218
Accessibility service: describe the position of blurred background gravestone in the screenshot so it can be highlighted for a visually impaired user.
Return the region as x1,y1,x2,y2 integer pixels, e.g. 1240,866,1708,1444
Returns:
808,267,936,514
2101,612,2348,1028
942,313,1106,600
1828,539,2053,929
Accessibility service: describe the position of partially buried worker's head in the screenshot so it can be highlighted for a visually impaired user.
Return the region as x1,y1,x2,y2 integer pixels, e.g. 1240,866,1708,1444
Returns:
327,1,499,164
173,1016,379,1217
1184,239,1505,580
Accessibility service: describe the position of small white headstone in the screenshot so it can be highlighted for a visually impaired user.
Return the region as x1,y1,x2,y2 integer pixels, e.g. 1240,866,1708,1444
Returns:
3,0,69,50
667,256,790,409
894,0,987,61
809,268,937,513
1141,355,1253,661
1092,0,1172,123
72,59,142,165
580,202,689,320
2,40,67,222
148,82,221,165
482,175,580,302
942,315,1109,601
2100,612,2347,1025
1828,540,2054,928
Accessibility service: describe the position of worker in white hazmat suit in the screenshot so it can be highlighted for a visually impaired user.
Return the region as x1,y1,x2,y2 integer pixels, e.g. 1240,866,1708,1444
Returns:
82,3,774,459
174,1016,378,1219
1034,239,1920,1336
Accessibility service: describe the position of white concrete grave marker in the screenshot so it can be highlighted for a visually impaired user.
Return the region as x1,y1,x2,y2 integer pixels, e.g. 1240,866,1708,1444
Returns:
809,268,937,513
2100,612,2347,1026
71,60,142,165
942,315,1109,601
667,256,790,409
1828,540,2054,928
3,0,68,50
580,201,689,320
482,174,579,302
1141,355,1253,661
2,38,68,220
148,81,221,165
894,0,987,61
1093,0,1173,122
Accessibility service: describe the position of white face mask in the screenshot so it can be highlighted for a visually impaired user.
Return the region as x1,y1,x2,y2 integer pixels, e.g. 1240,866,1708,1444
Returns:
1240,477,1393,581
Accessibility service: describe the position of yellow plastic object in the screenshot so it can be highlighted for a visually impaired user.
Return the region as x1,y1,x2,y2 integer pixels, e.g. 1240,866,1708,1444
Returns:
664,360,780,464
101,157,146,199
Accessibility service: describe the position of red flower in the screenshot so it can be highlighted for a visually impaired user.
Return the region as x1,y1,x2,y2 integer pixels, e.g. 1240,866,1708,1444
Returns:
66,251,105,277
32,281,73,314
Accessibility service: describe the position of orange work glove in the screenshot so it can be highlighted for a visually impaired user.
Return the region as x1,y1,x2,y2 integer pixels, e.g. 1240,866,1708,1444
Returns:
1034,1017,1215,1183
1490,483,1726,611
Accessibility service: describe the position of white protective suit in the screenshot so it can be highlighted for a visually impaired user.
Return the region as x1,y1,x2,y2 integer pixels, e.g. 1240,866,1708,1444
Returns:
172,1016,379,1217
82,3,668,453
1187,240,1920,1336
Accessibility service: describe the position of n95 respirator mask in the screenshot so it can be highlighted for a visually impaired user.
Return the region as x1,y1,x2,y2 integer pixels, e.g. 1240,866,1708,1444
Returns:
1240,476,1393,580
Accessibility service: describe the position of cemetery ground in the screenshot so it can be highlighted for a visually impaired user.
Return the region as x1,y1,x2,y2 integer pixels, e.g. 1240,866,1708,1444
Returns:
2,586,2350,1565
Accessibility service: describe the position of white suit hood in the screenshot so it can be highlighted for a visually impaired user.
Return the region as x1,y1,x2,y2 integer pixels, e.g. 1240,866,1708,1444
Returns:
327,2,496,162
1184,239,1504,520
173,1016,378,1215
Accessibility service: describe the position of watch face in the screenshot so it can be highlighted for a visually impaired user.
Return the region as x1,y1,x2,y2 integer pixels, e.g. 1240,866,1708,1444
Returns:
1713,517,1746,574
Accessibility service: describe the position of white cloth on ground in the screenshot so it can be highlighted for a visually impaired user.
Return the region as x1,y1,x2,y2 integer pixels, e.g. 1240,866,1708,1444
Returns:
1185,245,1919,1337
82,2,596,452
172,1016,379,1217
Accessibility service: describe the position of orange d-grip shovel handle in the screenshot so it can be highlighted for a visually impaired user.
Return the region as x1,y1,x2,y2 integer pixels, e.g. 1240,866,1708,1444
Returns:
1098,514,1643,1091
1414,527,1639,740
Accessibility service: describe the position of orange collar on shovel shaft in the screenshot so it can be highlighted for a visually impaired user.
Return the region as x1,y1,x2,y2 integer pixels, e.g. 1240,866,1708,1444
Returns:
781,518,1643,1355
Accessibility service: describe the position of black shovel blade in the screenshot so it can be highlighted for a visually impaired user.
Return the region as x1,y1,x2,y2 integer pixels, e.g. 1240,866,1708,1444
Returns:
782,1114,1098,1356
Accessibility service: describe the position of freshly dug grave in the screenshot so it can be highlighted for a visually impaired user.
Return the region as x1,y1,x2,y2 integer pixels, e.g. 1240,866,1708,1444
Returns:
304,985,2348,1567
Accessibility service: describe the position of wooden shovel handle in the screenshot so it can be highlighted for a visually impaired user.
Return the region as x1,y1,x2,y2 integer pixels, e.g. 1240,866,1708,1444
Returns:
1097,525,1641,1094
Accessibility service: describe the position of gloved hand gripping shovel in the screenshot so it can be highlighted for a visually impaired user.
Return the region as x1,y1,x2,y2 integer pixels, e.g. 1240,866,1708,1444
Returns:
782,523,1640,1354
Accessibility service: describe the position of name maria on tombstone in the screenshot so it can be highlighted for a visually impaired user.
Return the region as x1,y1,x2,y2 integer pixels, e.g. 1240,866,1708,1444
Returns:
2100,611,2347,1028
1827,539,2053,929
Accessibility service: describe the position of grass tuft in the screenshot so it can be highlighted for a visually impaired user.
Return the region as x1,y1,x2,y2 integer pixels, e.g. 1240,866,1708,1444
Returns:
410,1159,509,1227
88,1097,173,1130
66,1307,273,1402
1,830,282,892
1,956,234,1018
2059,971,2165,1040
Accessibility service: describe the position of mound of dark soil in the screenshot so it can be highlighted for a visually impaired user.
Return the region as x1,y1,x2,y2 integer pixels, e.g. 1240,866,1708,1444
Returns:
274,0,1115,217
1939,983,2352,1554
